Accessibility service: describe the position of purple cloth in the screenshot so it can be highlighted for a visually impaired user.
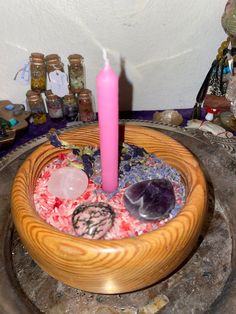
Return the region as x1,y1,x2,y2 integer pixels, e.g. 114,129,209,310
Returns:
0,109,196,158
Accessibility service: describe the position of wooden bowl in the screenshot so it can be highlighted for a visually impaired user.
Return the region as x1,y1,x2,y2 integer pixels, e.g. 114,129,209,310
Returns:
11,124,207,294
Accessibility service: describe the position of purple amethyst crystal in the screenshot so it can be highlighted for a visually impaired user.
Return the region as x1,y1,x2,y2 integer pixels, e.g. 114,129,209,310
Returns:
123,179,176,221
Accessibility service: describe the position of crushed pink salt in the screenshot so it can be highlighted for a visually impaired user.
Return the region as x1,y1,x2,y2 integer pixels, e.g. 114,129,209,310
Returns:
33,152,183,240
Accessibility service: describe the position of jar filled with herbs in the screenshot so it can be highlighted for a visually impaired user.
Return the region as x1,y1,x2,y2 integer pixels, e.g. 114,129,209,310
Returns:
26,90,47,124
68,54,85,93
63,90,78,121
77,88,96,122
45,90,64,120
30,53,46,92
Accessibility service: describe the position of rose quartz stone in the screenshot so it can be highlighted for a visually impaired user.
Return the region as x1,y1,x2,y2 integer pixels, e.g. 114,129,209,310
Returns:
47,167,88,200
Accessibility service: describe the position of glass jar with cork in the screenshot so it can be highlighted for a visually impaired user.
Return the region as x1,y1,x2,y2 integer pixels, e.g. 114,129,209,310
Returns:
26,90,47,124
30,53,46,92
45,90,64,120
45,54,65,90
68,54,85,93
77,88,96,122
63,90,78,121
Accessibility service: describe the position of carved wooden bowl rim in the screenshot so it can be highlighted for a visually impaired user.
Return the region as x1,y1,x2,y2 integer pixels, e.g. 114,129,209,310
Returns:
11,124,207,294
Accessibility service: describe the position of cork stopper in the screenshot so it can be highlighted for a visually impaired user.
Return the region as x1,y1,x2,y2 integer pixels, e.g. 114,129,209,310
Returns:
63,89,76,101
68,54,83,64
26,90,41,101
45,54,60,62
46,90,60,100
30,53,45,64
79,88,92,97
45,54,63,71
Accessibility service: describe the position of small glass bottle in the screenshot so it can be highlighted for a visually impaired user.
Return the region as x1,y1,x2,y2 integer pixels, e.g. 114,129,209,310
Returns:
63,90,78,121
26,90,45,113
45,54,64,90
26,90,47,124
30,53,46,92
45,54,68,97
45,90,64,120
78,88,96,122
68,54,85,93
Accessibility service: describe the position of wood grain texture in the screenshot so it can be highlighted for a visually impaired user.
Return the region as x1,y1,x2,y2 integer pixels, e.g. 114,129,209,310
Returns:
11,124,207,294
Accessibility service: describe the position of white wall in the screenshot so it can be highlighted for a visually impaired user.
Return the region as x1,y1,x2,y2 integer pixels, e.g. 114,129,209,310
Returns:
0,0,226,111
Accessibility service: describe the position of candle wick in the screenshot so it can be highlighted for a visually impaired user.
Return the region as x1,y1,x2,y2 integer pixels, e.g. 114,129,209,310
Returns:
102,48,109,65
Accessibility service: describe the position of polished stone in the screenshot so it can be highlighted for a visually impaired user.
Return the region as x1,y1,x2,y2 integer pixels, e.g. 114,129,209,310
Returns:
123,179,175,221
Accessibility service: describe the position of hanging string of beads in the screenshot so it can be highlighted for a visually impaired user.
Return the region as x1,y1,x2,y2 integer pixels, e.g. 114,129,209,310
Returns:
216,38,230,61
208,38,231,97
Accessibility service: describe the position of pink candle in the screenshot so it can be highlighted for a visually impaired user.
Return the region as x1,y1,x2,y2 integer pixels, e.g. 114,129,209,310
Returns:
96,50,119,193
